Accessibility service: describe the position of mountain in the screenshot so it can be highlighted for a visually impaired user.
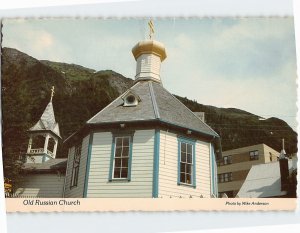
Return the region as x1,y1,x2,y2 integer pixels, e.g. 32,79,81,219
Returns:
175,96,297,152
1,47,297,182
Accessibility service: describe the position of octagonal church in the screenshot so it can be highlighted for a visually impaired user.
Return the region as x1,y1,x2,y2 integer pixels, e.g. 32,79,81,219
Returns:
62,27,220,198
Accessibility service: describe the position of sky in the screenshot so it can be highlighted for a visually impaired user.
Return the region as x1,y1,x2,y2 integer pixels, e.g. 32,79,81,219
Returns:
2,18,298,131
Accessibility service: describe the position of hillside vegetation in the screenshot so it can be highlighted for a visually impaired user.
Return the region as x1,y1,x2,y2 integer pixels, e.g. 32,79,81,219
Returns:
1,47,297,183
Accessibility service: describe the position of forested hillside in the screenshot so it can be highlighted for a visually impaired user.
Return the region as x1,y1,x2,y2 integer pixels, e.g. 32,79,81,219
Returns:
1,47,297,183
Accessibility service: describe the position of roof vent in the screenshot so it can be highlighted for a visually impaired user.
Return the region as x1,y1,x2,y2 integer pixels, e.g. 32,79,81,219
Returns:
122,91,140,107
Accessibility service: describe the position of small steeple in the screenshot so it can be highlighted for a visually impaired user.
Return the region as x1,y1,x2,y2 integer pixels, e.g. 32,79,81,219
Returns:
132,20,167,84
29,87,61,139
278,138,289,191
279,138,286,159
26,87,61,163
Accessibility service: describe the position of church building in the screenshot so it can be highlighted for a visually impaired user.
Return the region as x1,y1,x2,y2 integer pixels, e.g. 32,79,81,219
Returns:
63,22,221,198
14,87,67,197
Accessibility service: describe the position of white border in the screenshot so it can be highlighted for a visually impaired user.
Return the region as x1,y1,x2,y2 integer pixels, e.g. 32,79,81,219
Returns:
0,0,299,233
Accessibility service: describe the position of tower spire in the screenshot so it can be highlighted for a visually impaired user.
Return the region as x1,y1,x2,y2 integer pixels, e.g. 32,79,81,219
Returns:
27,85,61,162
279,138,286,159
50,86,55,102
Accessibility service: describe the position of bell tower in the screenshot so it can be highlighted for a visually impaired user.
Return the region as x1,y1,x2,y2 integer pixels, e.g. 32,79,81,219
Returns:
26,86,61,163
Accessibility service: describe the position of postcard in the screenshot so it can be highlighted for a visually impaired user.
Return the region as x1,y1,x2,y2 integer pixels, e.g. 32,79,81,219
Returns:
1,17,297,212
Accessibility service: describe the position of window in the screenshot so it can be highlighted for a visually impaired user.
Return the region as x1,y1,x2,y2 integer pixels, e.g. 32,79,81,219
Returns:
70,145,81,188
110,136,132,180
122,91,140,107
249,150,259,160
218,172,232,183
178,137,196,187
217,155,232,166
223,155,232,165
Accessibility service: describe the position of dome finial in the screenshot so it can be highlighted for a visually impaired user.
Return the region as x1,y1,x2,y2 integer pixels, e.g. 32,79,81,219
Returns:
132,20,166,84
148,19,155,40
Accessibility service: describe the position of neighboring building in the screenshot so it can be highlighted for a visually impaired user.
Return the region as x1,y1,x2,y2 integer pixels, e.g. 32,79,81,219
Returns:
63,27,221,198
14,159,67,197
237,148,297,198
217,144,279,197
13,88,67,197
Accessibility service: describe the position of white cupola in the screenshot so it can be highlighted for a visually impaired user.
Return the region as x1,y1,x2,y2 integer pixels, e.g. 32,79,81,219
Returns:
131,22,167,84
26,86,61,163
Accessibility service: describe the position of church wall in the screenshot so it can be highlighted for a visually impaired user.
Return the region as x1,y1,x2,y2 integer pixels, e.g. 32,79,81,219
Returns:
64,134,90,198
158,130,211,198
86,130,154,197
15,174,65,197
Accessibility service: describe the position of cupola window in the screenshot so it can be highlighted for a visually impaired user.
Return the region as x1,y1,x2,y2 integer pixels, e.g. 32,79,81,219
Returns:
122,91,140,107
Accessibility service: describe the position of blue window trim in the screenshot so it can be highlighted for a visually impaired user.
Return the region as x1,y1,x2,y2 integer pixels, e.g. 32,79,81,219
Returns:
109,132,134,182
42,153,47,163
108,138,115,181
70,144,82,190
152,129,160,198
212,145,218,196
177,136,196,188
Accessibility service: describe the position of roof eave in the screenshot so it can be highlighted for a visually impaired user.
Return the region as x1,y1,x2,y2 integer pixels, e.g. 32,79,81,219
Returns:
27,129,62,139
64,119,219,145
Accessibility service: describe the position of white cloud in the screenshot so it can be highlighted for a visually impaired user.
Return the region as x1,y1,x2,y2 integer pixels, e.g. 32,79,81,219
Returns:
2,19,72,62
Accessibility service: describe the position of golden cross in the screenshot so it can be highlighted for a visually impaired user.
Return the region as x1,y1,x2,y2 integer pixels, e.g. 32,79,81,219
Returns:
50,86,55,102
148,19,155,40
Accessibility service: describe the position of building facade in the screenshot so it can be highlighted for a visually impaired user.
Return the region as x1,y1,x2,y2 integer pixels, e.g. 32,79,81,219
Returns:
237,147,297,198
64,31,221,198
14,88,67,198
217,144,279,197
13,23,220,199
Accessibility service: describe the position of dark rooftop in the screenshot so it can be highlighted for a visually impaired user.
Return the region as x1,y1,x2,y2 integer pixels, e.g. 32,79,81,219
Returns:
87,81,218,137
23,158,67,172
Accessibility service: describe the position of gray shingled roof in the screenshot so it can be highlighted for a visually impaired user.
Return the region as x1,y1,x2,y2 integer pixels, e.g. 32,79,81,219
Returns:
87,81,218,137
29,101,61,138
23,158,67,171
236,160,295,198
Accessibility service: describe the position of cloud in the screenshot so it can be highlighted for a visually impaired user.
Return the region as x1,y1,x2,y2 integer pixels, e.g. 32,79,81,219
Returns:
2,19,72,62
35,31,54,48
161,18,297,129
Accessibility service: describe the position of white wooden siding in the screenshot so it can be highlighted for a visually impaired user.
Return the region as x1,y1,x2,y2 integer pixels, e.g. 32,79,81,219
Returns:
64,135,90,198
15,174,65,197
158,130,212,198
86,130,154,198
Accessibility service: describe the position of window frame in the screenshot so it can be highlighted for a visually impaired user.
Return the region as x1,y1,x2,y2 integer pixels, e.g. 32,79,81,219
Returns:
177,136,196,188
249,150,259,161
218,172,233,183
217,155,232,166
223,155,232,165
109,132,134,182
70,145,81,188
